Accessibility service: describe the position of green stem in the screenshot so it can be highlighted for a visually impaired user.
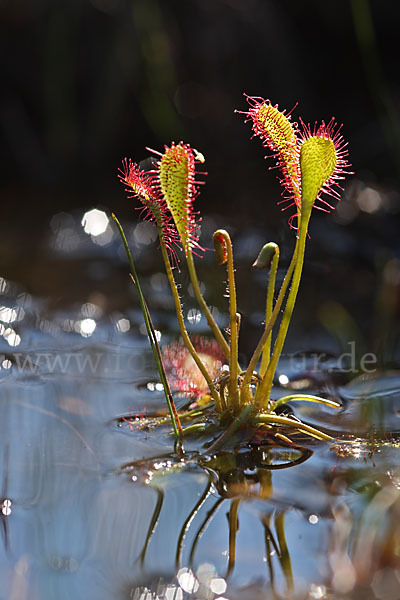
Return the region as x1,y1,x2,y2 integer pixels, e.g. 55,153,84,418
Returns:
255,215,310,408
250,412,333,441
240,243,298,404
112,214,183,442
158,228,222,411
260,247,280,377
269,394,341,412
186,250,231,360
223,234,240,410
180,422,210,436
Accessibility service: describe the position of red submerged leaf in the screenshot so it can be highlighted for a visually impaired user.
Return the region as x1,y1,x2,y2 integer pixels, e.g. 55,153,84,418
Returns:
162,337,226,401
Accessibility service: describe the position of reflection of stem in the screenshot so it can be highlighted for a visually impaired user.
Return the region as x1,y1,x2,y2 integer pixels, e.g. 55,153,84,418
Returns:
189,497,224,566
175,475,213,568
138,488,164,566
186,250,230,360
264,519,274,587
260,247,280,377
261,458,278,594
227,498,240,578
258,467,273,499
256,216,310,408
275,513,294,594
262,514,281,591
240,244,298,404
159,228,222,410
259,447,313,470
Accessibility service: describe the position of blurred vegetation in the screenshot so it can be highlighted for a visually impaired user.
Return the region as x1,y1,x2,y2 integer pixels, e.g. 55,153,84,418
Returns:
1,0,400,218
0,0,399,355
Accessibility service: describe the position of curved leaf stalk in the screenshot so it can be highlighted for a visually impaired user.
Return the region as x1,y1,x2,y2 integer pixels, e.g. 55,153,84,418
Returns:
180,422,210,436
260,245,280,377
255,214,310,408
240,243,298,405
213,230,240,411
158,226,223,411
112,213,183,442
269,394,341,412
185,249,231,361
250,412,333,441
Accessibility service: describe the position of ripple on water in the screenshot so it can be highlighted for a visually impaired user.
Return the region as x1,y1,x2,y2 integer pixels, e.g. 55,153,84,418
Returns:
1,278,400,598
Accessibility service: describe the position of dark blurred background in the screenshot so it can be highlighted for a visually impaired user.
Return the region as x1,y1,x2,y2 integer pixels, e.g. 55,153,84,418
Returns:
0,0,399,358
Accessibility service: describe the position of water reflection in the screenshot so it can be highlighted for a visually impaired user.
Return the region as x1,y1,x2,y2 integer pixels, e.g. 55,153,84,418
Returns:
0,267,399,598
121,443,314,596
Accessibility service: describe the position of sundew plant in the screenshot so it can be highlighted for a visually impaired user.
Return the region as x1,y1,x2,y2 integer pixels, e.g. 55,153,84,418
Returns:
115,96,352,448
